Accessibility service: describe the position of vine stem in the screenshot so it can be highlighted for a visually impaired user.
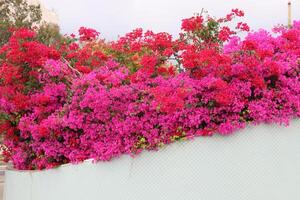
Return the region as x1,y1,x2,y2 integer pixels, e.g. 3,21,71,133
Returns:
61,57,82,77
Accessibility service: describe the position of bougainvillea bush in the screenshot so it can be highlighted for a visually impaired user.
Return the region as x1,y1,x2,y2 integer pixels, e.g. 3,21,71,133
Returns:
1,9,300,170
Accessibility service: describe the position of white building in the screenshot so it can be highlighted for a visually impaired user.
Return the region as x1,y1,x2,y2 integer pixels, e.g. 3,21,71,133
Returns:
27,0,59,24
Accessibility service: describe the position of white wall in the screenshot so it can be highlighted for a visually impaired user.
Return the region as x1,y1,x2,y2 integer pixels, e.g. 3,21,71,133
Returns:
4,120,300,200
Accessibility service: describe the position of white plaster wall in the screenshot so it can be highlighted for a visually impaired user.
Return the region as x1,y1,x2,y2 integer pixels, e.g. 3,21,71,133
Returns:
4,120,300,200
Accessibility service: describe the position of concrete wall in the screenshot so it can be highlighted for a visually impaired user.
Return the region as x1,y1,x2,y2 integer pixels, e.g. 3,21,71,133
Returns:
4,120,300,200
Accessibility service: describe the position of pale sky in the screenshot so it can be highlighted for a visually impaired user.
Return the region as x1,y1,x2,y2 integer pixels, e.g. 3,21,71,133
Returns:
41,0,300,40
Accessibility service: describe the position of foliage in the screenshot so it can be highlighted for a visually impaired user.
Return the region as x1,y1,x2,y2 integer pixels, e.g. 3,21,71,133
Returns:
36,23,63,46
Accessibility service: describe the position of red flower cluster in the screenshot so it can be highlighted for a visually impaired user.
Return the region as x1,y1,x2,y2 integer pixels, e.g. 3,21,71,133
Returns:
219,26,235,41
78,27,100,41
151,85,188,113
236,22,250,32
231,9,245,17
181,16,204,32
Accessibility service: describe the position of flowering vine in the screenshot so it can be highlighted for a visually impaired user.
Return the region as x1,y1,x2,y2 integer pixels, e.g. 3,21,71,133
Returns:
1,9,300,170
